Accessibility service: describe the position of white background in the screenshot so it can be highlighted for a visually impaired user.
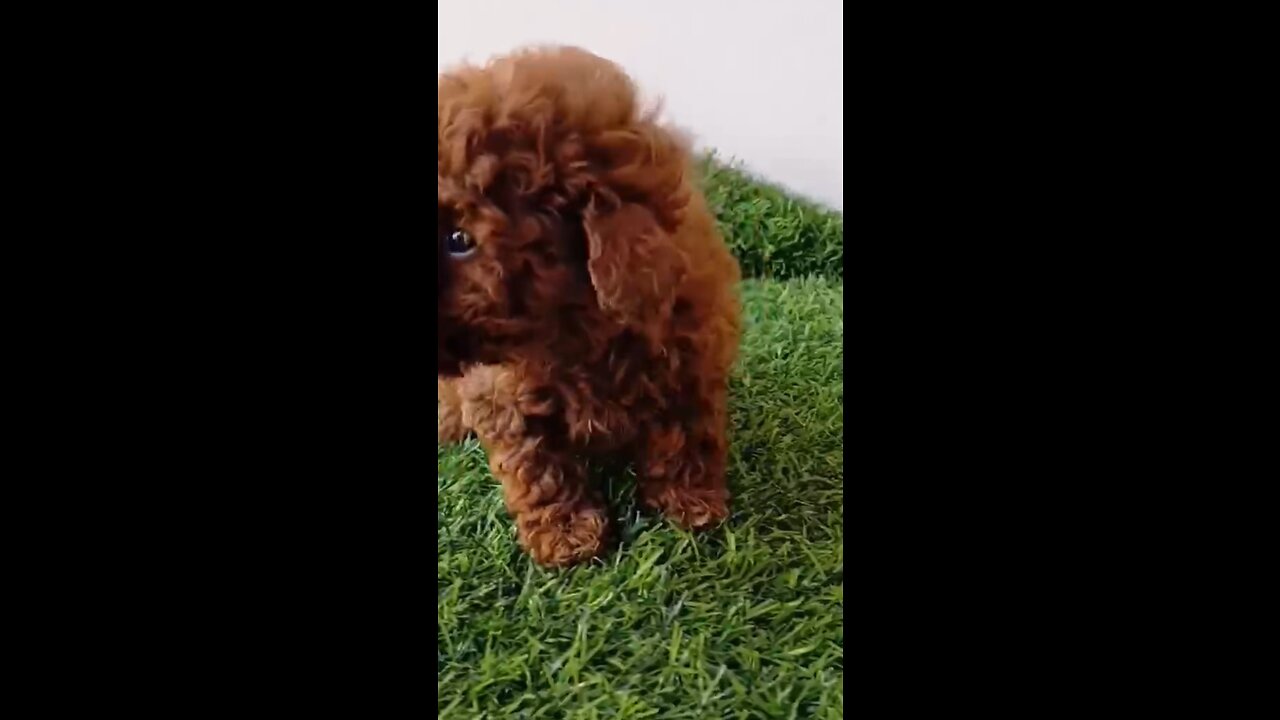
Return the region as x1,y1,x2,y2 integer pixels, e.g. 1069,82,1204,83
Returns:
438,0,844,210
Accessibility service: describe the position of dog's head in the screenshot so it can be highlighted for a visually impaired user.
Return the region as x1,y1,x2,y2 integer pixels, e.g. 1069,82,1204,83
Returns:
437,47,692,376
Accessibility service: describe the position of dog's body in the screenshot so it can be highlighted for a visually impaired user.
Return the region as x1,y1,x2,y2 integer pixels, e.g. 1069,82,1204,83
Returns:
438,47,740,566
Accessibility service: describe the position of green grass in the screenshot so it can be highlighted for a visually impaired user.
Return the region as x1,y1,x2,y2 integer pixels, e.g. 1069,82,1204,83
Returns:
700,157,844,280
438,277,844,719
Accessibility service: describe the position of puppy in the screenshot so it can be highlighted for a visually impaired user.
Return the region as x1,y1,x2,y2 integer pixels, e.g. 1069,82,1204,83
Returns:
437,47,741,566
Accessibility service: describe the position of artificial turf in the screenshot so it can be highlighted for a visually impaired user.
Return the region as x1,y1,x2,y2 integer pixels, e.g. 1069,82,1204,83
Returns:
438,277,845,719
700,157,845,281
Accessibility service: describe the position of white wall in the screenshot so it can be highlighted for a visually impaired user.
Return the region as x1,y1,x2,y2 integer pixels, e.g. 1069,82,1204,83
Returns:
438,0,844,210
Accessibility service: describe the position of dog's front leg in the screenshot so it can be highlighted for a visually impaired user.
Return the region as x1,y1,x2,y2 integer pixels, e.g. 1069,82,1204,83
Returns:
438,377,468,444
485,437,609,566
636,401,732,531
456,365,609,566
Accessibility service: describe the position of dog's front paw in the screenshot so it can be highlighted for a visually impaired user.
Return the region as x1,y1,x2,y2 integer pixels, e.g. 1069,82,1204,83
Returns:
518,506,610,567
642,485,730,531
438,378,469,444
438,401,467,444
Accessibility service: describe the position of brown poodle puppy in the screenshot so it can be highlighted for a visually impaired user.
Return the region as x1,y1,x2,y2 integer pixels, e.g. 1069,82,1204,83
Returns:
437,47,741,566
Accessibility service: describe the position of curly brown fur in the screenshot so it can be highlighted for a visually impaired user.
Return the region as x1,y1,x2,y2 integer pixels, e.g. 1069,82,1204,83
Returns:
437,47,741,567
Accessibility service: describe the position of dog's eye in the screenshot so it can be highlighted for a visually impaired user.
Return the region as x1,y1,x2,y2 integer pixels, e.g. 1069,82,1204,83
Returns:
446,230,477,257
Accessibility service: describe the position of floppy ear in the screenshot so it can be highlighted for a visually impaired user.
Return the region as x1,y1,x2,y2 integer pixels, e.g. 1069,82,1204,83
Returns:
582,200,687,329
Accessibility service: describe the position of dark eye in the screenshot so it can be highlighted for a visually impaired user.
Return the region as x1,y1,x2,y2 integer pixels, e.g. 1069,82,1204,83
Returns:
446,230,476,257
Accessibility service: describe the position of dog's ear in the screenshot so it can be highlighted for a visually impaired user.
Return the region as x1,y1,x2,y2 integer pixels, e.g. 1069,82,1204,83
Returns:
582,199,687,330
578,118,692,331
